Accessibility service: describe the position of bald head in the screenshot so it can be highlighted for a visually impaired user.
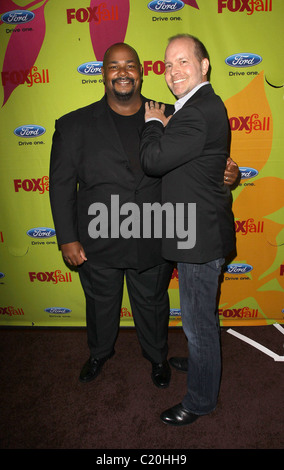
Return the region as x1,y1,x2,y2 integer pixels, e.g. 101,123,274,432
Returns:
103,43,141,68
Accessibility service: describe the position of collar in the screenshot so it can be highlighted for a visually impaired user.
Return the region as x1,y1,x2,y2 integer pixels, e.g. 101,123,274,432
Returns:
174,81,209,113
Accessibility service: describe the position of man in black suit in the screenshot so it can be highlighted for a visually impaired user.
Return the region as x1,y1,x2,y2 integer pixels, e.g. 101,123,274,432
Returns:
50,42,238,389
49,43,174,388
140,35,236,424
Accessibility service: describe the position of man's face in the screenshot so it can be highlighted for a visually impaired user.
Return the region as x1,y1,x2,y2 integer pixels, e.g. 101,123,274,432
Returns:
164,38,209,99
102,44,143,101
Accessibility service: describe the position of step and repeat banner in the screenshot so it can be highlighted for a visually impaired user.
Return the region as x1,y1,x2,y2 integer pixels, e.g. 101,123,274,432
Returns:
0,0,283,328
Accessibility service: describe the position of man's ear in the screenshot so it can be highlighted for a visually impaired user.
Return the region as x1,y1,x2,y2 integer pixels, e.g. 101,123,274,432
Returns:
201,58,209,76
101,67,105,84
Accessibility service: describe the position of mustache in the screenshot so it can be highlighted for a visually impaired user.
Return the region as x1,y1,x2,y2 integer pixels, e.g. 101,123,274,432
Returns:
112,77,135,85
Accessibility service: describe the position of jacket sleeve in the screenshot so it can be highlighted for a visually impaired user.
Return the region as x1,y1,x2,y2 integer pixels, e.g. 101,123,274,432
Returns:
49,118,79,246
140,106,207,177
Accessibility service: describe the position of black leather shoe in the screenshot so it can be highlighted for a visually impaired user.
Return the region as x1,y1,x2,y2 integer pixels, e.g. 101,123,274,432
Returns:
169,356,188,372
151,360,171,388
160,403,199,426
79,351,114,383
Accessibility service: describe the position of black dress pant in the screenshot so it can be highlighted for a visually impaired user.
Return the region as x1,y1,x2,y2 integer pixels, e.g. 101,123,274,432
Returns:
78,261,174,363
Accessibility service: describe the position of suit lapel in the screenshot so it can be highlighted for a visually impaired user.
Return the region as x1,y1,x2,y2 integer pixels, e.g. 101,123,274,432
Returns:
183,83,213,108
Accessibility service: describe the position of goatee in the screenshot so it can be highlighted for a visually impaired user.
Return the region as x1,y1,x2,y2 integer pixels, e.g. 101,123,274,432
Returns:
112,78,135,101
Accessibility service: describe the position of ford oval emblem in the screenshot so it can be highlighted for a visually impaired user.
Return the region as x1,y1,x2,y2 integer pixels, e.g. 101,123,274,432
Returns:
1,10,35,24
14,125,46,138
77,62,103,75
0,272,5,279
225,263,253,274
225,53,262,68
44,308,72,314
27,228,56,238
170,309,181,316
240,167,259,179
148,0,185,12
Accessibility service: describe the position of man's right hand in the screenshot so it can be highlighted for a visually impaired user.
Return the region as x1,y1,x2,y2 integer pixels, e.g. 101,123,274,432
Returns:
60,241,87,266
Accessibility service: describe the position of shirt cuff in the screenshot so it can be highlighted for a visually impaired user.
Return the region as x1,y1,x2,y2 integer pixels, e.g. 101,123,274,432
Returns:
145,117,164,125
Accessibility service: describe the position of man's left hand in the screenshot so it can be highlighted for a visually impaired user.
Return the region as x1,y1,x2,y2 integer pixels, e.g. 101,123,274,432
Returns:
224,157,239,186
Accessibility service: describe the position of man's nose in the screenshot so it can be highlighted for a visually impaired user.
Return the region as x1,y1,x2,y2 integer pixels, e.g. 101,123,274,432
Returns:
118,66,127,76
171,63,181,75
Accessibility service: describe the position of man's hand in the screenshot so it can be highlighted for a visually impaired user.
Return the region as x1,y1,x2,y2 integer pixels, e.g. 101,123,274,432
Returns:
224,157,240,186
60,241,87,266
145,101,172,126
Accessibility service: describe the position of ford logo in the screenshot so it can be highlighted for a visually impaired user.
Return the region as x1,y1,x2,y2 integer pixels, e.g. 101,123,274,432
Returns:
225,53,262,68
170,308,181,316
14,125,46,138
77,62,103,75
0,272,5,279
240,167,259,179
27,228,56,238
225,263,253,274
44,308,72,314
148,0,184,12
1,10,35,24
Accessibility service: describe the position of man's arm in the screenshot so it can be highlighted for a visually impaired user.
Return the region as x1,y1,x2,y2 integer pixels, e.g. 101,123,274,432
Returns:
141,103,208,176
49,119,87,266
143,101,239,186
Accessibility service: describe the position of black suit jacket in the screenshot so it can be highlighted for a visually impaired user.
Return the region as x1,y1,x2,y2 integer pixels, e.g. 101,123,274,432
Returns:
49,95,174,271
140,84,236,264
